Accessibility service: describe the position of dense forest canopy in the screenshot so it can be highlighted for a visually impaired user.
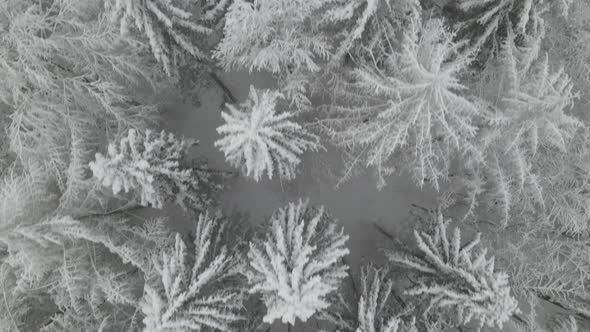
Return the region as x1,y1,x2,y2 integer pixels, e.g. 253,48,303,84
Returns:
0,0,589,331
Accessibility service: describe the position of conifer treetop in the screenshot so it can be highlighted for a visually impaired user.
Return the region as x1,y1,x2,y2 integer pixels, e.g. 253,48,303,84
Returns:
387,209,519,329
141,212,244,331
105,0,228,76
246,199,349,325
321,17,480,189
214,0,331,74
90,128,216,211
215,86,319,181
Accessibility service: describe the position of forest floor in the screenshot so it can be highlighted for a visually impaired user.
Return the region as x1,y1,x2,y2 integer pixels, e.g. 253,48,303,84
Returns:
144,70,518,332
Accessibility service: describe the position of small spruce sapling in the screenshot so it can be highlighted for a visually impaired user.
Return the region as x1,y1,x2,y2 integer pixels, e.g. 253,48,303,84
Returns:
246,199,349,325
386,208,519,329
90,128,216,211
215,86,320,181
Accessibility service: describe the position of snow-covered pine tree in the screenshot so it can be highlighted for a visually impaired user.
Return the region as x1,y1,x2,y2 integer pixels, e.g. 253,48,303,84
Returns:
386,208,519,329
246,199,349,325
318,0,420,64
215,86,320,181
141,212,244,331
0,172,245,331
354,267,414,332
215,0,422,72
544,0,590,120
0,210,174,331
0,0,162,216
0,1,237,331
90,128,220,211
493,53,581,156
530,126,590,237
214,0,331,75
494,221,590,327
320,17,480,189
0,264,35,331
548,315,580,332
321,265,417,332
105,0,228,76
0,165,59,289
448,0,573,62
214,0,417,109
213,0,337,109
452,30,583,225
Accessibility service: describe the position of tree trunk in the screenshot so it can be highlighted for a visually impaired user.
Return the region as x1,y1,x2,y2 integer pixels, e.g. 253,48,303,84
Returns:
209,71,237,104
79,204,145,220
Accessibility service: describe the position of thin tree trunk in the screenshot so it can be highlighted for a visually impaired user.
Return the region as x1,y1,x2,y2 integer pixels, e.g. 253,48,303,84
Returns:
391,289,407,308
511,313,530,327
372,222,395,242
79,204,145,220
343,257,359,299
209,71,237,104
344,256,361,318
537,294,590,322
189,165,236,177
287,323,292,332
